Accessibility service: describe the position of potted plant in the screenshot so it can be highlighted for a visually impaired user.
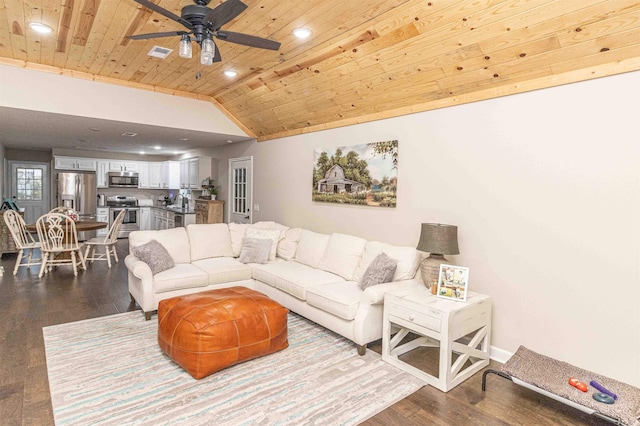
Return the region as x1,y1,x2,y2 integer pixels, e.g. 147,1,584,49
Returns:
200,177,218,200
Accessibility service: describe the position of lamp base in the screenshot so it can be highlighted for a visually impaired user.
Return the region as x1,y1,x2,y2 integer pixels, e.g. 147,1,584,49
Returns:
420,254,450,288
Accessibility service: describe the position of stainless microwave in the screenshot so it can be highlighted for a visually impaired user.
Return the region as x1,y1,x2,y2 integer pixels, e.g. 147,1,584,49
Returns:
108,171,139,188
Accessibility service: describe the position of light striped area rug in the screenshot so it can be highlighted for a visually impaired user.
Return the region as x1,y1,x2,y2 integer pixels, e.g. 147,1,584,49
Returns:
44,311,424,426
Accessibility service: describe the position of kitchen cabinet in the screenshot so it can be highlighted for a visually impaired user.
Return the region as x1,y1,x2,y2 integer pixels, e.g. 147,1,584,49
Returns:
109,161,139,172
140,207,151,230
195,200,224,224
55,156,97,171
179,157,212,189
96,160,109,188
148,162,162,188
96,208,109,237
137,162,149,188
161,161,180,189
152,208,172,230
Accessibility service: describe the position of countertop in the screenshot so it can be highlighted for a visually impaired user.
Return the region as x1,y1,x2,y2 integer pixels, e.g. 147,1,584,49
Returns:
151,205,196,215
97,205,196,215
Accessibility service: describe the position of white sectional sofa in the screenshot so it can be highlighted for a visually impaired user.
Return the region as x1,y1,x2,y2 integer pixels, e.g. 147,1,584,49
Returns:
125,221,424,355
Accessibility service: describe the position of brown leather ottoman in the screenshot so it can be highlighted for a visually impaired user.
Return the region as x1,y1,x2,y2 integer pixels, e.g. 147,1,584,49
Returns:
157,286,289,379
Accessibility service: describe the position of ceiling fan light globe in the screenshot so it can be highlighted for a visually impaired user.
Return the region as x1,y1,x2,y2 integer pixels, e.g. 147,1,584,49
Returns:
200,38,215,66
179,37,192,59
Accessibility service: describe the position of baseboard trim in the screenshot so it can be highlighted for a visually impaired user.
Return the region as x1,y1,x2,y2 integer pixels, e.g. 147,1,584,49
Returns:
489,345,513,364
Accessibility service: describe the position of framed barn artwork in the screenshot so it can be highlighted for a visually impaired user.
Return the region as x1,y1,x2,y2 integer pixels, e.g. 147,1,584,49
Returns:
312,140,398,208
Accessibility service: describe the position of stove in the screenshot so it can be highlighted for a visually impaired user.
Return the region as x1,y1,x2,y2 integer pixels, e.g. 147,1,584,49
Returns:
106,196,139,238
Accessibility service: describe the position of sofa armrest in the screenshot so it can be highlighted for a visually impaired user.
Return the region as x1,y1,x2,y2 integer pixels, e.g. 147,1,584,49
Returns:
124,254,153,281
362,279,424,304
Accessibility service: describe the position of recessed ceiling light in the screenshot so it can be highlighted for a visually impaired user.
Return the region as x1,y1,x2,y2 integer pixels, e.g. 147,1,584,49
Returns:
180,138,189,141
226,139,233,144
29,23,53,34
293,28,312,39
224,70,237,77
122,132,137,137
153,145,161,150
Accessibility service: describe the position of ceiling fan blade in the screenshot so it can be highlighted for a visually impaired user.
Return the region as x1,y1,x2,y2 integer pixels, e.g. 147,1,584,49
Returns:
128,30,188,40
213,40,222,63
203,0,248,30
132,0,192,29
215,30,281,51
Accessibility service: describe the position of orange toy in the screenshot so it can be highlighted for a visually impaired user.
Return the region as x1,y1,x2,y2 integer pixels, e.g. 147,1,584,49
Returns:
569,377,588,392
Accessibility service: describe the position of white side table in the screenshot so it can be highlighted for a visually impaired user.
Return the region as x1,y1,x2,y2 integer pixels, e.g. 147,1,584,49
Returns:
382,288,492,392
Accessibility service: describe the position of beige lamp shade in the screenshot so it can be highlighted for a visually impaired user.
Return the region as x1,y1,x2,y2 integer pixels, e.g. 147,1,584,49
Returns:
416,223,459,288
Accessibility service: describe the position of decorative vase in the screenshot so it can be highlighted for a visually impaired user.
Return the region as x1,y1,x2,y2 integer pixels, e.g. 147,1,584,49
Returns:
420,254,450,288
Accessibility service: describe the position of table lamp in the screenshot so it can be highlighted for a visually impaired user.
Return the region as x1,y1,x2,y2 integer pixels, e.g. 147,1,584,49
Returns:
416,223,459,288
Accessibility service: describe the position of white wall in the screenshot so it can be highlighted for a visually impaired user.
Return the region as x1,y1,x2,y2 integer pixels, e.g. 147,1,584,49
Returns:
211,71,640,386
0,64,247,136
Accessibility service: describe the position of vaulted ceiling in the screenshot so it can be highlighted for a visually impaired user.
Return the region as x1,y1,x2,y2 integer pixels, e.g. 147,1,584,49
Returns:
1,0,640,143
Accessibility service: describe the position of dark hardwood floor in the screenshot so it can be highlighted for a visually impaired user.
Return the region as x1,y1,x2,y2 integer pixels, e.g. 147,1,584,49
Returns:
0,240,610,425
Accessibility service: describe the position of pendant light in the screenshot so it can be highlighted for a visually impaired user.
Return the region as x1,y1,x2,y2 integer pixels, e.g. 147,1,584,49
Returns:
200,36,215,66
179,34,192,59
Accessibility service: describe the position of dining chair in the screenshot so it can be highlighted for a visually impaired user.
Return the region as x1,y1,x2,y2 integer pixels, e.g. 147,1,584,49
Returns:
36,213,86,278
84,209,125,268
3,210,42,275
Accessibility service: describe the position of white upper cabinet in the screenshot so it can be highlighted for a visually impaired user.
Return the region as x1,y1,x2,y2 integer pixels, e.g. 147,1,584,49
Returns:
96,160,109,188
55,156,97,171
179,157,211,189
148,162,163,188
161,161,180,189
137,162,150,188
109,161,139,172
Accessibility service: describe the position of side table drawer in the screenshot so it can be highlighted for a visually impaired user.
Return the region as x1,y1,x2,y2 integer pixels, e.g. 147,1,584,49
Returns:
387,302,441,332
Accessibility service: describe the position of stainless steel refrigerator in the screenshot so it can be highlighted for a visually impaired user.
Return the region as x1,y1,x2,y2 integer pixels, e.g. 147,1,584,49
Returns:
56,172,97,240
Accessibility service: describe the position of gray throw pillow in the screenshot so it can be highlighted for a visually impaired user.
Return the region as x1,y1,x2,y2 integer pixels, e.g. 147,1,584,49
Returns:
358,252,398,290
239,237,272,264
131,239,175,275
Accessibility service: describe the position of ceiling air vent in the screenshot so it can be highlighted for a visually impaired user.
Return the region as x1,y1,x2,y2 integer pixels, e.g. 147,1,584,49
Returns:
147,46,173,59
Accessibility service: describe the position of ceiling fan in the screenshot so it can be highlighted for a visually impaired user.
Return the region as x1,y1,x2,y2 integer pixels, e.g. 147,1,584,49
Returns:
128,0,281,66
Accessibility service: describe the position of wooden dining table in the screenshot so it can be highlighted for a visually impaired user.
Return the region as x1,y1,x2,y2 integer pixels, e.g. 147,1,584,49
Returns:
26,220,109,265
26,220,109,234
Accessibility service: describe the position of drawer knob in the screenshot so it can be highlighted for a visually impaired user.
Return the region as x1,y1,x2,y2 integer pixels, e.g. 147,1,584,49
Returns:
409,315,415,321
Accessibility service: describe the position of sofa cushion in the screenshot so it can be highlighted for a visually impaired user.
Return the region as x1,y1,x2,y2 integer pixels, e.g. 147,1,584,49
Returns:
319,233,366,280
129,228,191,264
131,239,175,275
277,227,302,260
358,252,398,290
191,257,253,285
294,230,330,269
238,237,271,264
187,223,233,261
229,223,250,257
252,260,344,300
306,281,362,321
244,227,281,261
354,241,421,282
152,263,209,293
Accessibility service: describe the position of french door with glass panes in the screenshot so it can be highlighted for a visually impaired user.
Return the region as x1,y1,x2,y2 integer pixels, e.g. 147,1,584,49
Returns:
228,157,252,224
8,161,50,223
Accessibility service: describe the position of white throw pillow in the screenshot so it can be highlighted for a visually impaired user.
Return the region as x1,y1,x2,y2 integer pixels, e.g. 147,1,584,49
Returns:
277,227,302,260
186,223,233,261
354,241,421,282
244,227,281,261
294,230,330,269
318,233,367,280
229,222,250,257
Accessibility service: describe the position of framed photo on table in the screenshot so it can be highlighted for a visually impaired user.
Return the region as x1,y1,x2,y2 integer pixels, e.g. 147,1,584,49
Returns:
437,264,469,302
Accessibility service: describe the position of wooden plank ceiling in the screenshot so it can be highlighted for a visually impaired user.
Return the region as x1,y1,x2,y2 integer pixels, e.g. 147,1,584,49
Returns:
1,0,639,141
